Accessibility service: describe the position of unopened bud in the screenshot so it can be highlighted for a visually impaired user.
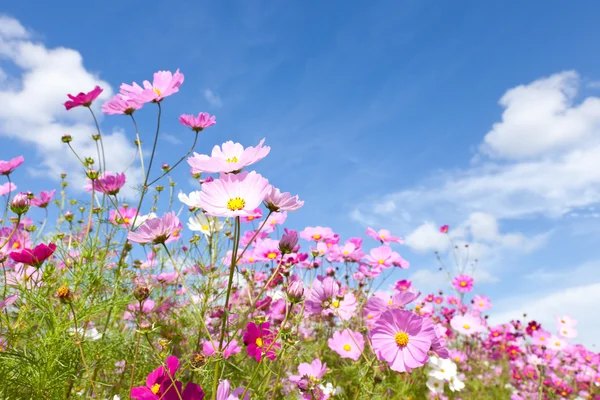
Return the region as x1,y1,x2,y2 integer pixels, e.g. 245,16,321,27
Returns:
279,229,298,255
162,163,170,172
10,193,30,215
61,135,73,143
84,158,95,167
133,286,150,302
64,211,74,222
286,281,305,303
156,185,164,192
190,352,207,369
92,134,101,141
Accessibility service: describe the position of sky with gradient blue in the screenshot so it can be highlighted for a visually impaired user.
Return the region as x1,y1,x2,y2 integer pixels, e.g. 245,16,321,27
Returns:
2,1,600,345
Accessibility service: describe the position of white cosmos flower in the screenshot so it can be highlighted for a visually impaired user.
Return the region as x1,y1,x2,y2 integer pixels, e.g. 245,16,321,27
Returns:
428,356,458,381
187,213,224,236
426,377,444,394
449,376,465,392
319,382,342,396
178,190,202,208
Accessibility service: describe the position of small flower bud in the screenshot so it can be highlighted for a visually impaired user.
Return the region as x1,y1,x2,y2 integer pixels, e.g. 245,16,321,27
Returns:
84,157,95,167
61,134,73,143
92,134,101,141
86,169,99,180
56,286,73,303
134,139,142,146
286,281,305,303
133,286,150,302
10,192,30,215
64,211,74,222
162,163,170,172
190,352,207,369
61,173,67,179
26,191,34,200
279,229,298,255
156,185,164,192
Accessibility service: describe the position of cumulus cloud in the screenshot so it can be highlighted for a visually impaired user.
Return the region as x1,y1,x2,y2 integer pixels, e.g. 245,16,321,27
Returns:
0,15,142,196
204,88,222,107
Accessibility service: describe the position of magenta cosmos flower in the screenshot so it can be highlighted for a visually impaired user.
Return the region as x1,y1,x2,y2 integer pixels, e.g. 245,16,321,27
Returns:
120,69,184,103
366,228,403,244
188,138,270,174
197,171,270,218
102,93,144,115
86,172,126,195
264,186,304,212
0,156,24,175
10,243,56,268
440,225,449,233
452,274,474,293
300,226,335,242
450,314,486,336
328,329,364,361
243,321,280,361
128,212,181,245
131,356,203,400
64,86,103,110
179,112,216,132
31,190,55,208
370,309,436,373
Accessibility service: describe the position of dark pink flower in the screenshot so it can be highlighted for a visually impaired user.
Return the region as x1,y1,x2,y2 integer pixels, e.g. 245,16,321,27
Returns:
440,225,449,233
64,86,103,110
10,243,56,267
179,112,216,132
131,355,204,399
0,156,24,175
243,321,279,361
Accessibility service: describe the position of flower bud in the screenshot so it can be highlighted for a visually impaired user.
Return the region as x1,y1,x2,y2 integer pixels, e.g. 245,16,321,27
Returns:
64,211,74,222
10,192,30,215
190,352,207,369
92,134,101,141
84,157,95,167
162,163,170,172
26,191,34,200
279,229,298,255
61,134,73,143
286,281,305,303
56,286,73,303
133,286,150,302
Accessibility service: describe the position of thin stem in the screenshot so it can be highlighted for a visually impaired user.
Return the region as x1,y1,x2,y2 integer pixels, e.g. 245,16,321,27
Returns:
130,114,146,181
2,175,13,225
146,131,199,187
88,107,106,173
69,303,97,397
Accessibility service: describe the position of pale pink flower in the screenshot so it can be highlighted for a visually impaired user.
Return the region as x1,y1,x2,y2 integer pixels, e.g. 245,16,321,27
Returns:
179,112,216,132
121,69,184,103
128,212,181,244
0,156,24,175
366,228,403,244
102,93,143,115
450,314,486,336
264,186,304,212
452,274,474,293
0,182,16,196
300,226,335,242
328,329,364,361
197,171,270,217
188,138,270,174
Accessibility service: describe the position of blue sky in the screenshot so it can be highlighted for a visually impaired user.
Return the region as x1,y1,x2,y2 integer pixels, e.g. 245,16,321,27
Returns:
2,1,600,345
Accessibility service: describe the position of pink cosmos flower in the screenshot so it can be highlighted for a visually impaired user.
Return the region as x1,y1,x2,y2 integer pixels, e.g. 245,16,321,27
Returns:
300,226,335,242
203,339,241,359
109,206,139,227
364,291,421,323
30,190,55,208
264,186,304,212
188,138,270,174
450,314,486,336
289,359,327,390
241,208,262,223
9,243,56,267
263,211,287,233
366,228,404,244
558,325,578,339
131,356,203,399
102,93,144,115
395,279,412,292
305,277,357,320
216,380,247,400
440,225,449,233
64,86,103,110
179,112,216,132
365,245,399,269
243,321,279,361
0,156,24,175
556,315,577,328
0,182,16,196
548,335,568,351
197,171,271,218
86,172,126,195
0,294,18,311
452,274,474,293
253,238,281,261
472,295,492,312
128,212,181,244
370,309,435,373
121,69,184,103
328,329,364,361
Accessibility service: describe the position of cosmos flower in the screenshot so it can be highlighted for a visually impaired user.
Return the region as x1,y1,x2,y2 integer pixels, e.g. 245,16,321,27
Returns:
179,112,216,132
130,356,203,399
0,156,24,175
305,277,356,320
299,226,335,242
365,227,403,244
86,172,126,195
9,243,56,267
365,245,401,269
197,171,271,218
440,225,449,233
178,190,202,208
471,295,492,312
188,139,270,174
243,321,279,361
241,208,262,223
289,358,327,390
203,340,241,359
101,93,144,115
31,190,55,208
328,329,364,361
128,212,181,245
0,182,16,196
64,86,103,110
187,213,224,236
216,380,247,400
452,274,474,293
450,314,486,336
263,186,304,212
370,309,435,373
395,279,412,292
121,69,184,104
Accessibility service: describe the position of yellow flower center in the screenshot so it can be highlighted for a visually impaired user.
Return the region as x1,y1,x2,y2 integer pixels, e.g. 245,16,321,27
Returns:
394,331,409,347
201,225,209,231
555,341,561,346
151,383,161,394
377,259,385,265
124,217,130,224
153,88,162,97
380,234,386,239
454,357,460,361
227,197,246,211
267,252,277,259
388,300,393,306
441,368,445,373
400,286,406,290
478,302,483,306
312,234,321,240
248,257,255,262
460,281,467,287
255,337,263,347
343,344,352,351
463,324,470,330
247,215,255,220
332,301,340,308
12,242,20,249
226,156,239,163
367,314,373,319
540,336,545,341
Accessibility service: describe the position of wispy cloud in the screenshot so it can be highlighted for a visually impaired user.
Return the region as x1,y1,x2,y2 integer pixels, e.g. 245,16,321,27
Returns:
203,88,222,107
161,133,183,145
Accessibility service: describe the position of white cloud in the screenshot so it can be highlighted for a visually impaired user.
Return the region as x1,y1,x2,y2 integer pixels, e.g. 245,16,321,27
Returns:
405,222,448,253
480,71,600,159
0,15,142,197
204,88,222,107
161,133,183,145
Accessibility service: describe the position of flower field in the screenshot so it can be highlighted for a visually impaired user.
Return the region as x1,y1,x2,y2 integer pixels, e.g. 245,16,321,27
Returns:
0,69,598,400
